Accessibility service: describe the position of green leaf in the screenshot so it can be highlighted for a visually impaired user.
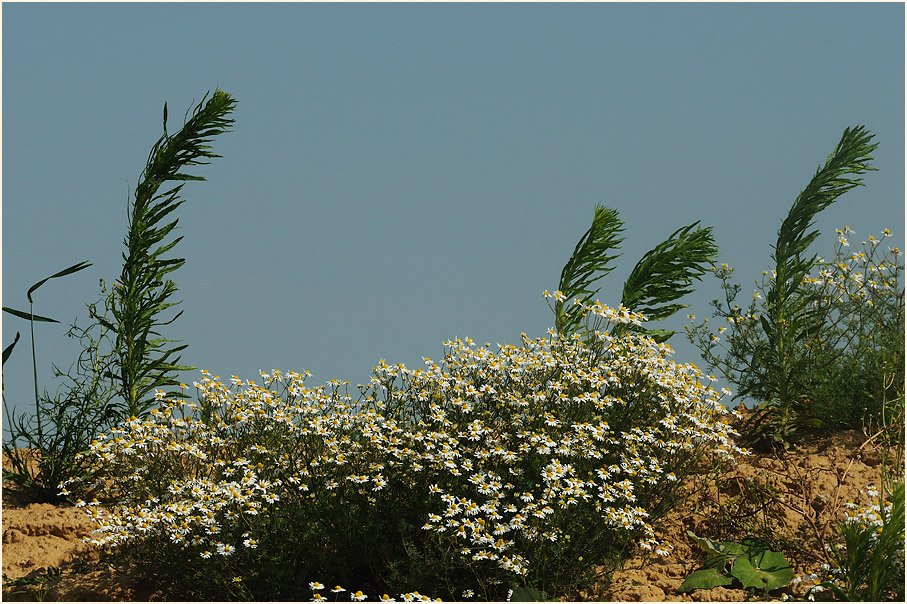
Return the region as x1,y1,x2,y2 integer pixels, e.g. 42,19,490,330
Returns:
686,530,726,557
2,332,21,364
25,260,93,303
731,549,793,592
2,307,60,323
770,126,876,321
718,541,748,557
678,567,735,593
556,205,624,336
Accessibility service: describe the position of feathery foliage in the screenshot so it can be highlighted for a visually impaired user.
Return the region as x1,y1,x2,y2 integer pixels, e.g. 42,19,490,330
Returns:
748,127,877,440
555,205,624,336
554,206,717,344
99,90,237,417
771,127,877,311
2,90,237,501
618,222,718,342
763,127,878,359
686,126,890,446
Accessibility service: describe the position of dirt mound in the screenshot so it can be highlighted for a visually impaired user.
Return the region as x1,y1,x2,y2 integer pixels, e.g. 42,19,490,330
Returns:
2,502,95,579
1,452,142,601
592,408,903,602
3,413,903,601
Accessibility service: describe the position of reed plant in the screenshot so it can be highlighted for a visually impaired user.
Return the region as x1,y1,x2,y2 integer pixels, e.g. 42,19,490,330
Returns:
685,126,904,446
100,89,236,418
554,205,718,345
2,90,235,502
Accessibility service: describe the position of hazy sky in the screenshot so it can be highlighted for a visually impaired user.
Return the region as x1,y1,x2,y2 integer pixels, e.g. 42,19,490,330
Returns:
2,3,904,433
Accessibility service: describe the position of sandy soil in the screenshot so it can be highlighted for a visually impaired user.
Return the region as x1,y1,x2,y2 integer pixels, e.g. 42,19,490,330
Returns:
581,408,904,602
2,408,903,601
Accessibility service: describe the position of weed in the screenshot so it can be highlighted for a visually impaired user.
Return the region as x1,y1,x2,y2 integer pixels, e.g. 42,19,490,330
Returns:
679,531,793,597
687,127,904,447
2,91,235,503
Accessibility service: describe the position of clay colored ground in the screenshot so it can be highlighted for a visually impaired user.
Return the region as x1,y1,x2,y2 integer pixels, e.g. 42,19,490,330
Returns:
2,407,903,601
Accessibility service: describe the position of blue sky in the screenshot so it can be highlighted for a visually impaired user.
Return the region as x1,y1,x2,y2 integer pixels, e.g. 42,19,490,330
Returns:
2,3,904,432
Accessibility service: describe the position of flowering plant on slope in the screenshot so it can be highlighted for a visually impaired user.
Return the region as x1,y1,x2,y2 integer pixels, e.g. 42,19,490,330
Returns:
66,299,744,601
687,226,903,444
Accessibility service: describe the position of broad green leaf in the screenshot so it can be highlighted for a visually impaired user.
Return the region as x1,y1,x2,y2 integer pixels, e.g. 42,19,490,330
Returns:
678,567,735,593
686,530,725,557
718,541,748,557
731,550,793,592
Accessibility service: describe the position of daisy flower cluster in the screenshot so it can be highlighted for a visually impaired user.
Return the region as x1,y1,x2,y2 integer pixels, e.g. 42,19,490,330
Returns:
306,582,440,602
65,298,744,600
795,482,905,601
803,227,901,310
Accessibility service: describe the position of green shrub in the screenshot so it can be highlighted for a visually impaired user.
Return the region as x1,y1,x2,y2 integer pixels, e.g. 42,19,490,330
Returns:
68,300,744,601
688,227,904,447
686,126,904,446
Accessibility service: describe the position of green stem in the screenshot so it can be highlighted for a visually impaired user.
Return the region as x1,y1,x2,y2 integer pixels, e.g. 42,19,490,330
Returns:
30,300,42,439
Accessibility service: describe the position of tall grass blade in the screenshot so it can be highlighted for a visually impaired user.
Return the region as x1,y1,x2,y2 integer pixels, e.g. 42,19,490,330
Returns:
2,332,21,365
2,308,59,323
25,260,93,303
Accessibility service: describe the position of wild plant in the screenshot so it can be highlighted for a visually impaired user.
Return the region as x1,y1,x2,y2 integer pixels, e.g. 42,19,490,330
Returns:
795,228,903,439
1,261,114,502
679,531,793,597
2,91,235,502
1,567,62,601
689,227,903,447
685,126,903,445
66,299,744,601
554,205,718,344
99,89,236,418
796,482,905,602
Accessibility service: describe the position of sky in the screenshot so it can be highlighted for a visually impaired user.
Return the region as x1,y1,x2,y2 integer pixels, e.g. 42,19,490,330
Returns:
2,3,904,437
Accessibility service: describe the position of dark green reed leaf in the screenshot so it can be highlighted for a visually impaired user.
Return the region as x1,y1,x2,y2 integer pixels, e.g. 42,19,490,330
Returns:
25,260,93,303
556,205,624,336
2,307,60,323
2,331,21,364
